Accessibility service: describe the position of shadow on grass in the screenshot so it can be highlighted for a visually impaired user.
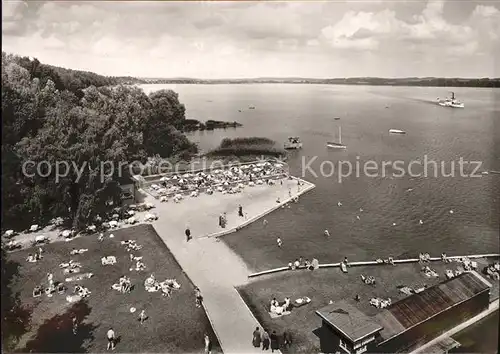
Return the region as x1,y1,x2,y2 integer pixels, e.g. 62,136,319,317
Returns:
21,300,97,353
1,247,32,351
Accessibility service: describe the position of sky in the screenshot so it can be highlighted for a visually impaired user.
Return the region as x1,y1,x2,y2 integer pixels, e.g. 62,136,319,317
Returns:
2,0,500,78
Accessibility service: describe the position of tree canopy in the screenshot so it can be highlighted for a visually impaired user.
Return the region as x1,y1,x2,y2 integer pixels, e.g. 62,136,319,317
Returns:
1,52,197,231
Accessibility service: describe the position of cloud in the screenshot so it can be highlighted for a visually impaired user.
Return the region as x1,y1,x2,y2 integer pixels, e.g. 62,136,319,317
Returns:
2,0,499,78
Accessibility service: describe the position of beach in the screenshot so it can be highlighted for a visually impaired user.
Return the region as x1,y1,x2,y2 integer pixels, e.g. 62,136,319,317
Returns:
149,176,315,242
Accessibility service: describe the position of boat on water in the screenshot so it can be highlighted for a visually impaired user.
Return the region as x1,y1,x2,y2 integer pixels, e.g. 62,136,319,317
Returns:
437,92,464,108
249,106,256,109
389,129,406,134
284,136,303,150
327,126,346,149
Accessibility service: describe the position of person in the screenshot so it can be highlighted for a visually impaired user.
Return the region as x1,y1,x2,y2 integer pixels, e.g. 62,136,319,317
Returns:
252,327,262,348
195,287,203,308
324,229,330,237
106,328,116,350
276,237,282,248
204,333,212,354
262,329,270,350
33,285,42,297
355,294,361,302
284,297,291,311
219,214,223,227
270,330,279,353
263,219,268,227
185,227,192,242
238,205,244,217
139,310,146,324
270,297,279,308
72,316,78,335
293,259,300,268
283,330,292,348
343,257,349,266
288,189,292,198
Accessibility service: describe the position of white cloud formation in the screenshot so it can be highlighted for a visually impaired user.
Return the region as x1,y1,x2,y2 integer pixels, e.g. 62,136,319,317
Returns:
2,0,499,78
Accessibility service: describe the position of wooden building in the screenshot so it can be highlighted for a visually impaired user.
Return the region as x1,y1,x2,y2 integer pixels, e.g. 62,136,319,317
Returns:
316,272,491,354
117,174,137,205
374,271,491,353
316,300,383,354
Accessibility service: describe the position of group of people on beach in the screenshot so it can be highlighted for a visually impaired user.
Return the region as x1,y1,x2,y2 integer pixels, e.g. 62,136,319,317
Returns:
151,161,288,199
252,327,292,352
288,257,319,271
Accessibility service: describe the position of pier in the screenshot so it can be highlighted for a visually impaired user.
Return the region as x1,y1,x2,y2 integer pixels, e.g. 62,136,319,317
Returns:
248,253,500,278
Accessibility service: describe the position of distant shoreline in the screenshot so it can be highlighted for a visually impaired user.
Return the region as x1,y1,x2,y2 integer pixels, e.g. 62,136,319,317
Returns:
138,78,500,88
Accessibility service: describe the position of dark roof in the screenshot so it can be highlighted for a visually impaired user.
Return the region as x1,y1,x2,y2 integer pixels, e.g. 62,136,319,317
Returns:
316,300,383,343
375,272,490,343
116,173,134,185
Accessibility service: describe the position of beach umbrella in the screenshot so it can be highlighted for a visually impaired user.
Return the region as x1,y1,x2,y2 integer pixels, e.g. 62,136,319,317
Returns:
172,175,178,180
62,230,72,238
183,173,190,178
160,176,167,181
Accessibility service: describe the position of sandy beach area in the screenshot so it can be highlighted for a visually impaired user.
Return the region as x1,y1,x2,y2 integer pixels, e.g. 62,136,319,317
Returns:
151,177,315,240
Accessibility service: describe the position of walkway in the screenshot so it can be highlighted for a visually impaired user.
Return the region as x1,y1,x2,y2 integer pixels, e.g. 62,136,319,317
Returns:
149,178,315,353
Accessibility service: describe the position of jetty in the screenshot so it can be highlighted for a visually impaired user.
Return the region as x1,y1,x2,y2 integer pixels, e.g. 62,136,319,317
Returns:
248,253,500,278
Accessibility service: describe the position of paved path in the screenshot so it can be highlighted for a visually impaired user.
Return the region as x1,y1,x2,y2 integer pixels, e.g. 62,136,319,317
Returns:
149,178,315,353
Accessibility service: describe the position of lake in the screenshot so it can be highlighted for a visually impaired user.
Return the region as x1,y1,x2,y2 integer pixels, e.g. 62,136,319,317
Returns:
140,83,499,264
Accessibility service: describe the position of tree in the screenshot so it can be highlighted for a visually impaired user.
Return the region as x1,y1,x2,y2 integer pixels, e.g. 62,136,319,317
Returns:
144,89,197,158
1,52,197,231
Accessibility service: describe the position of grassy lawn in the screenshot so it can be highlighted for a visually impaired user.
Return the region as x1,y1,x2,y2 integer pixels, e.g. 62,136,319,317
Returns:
237,259,498,354
7,224,220,353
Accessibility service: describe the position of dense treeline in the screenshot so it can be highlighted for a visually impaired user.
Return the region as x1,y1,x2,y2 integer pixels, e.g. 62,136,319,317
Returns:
205,137,284,159
143,77,500,88
1,52,196,231
182,119,242,132
7,53,145,96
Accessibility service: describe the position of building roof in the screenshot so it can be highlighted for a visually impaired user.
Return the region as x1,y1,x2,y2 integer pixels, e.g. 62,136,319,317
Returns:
375,272,490,343
316,300,383,343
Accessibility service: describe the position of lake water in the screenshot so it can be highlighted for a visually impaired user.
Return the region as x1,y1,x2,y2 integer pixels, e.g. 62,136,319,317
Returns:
140,84,500,263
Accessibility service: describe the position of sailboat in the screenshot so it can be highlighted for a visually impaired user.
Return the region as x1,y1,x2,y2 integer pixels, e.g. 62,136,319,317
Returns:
327,126,346,149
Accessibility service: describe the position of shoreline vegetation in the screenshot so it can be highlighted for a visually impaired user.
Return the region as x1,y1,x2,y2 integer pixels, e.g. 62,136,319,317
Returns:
1,52,197,232
182,119,243,132
139,77,500,88
204,137,286,160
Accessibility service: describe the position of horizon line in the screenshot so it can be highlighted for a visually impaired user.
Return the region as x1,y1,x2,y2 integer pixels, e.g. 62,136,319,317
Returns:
136,76,500,81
